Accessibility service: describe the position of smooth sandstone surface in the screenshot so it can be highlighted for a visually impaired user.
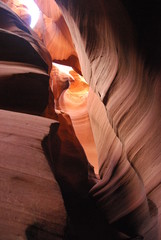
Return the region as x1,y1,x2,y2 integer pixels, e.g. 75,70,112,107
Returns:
49,64,99,174
0,5,67,238
0,110,66,240
35,0,161,238
0,0,161,239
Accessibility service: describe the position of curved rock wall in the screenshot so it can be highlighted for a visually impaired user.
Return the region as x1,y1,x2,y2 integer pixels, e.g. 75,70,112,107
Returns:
53,0,161,238
0,0,161,239
33,0,80,72
0,1,52,115
0,3,68,239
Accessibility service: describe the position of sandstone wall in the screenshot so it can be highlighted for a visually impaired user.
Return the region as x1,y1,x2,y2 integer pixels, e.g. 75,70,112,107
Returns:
54,0,161,238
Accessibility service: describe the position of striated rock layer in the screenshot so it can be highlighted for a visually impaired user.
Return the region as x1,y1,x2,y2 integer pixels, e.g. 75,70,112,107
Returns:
0,1,51,115
33,0,80,72
0,0,161,239
37,0,160,238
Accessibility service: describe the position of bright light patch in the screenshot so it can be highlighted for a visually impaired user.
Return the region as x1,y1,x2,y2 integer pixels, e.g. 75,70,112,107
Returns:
21,0,40,28
52,62,74,80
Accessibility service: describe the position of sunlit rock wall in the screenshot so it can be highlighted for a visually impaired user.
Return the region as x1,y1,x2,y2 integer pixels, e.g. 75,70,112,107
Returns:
33,0,80,72
50,63,99,173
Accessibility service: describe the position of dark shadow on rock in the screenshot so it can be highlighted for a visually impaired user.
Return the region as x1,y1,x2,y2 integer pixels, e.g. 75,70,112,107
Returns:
121,0,161,71
26,223,62,240
41,127,131,240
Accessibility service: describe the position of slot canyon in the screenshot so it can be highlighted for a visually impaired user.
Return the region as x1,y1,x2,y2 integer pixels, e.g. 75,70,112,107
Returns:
0,0,161,239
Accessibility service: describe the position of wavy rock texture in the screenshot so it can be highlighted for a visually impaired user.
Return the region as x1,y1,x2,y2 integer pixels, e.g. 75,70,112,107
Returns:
33,0,80,72
0,0,161,239
34,0,161,238
50,64,99,174
63,1,160,239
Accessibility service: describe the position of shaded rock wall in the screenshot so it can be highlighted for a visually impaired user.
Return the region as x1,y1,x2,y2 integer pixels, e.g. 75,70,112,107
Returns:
0,1,51,115
53,0,161,239
0,2,68,239
121,0,161,70
0,0,161,239
0,110,66,240
1,0,31,25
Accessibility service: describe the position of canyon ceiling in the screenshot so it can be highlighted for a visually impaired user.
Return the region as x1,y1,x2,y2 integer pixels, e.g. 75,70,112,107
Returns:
0,0,161,239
